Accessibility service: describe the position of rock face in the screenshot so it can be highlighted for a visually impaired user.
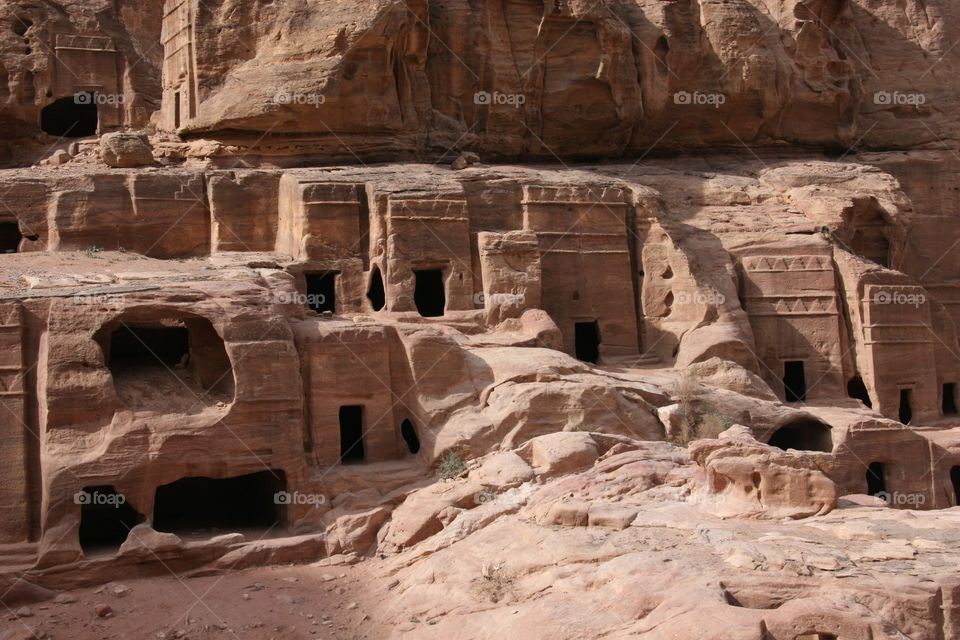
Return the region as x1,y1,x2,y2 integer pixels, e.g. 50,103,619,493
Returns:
2,1,960,639
99,133,154,168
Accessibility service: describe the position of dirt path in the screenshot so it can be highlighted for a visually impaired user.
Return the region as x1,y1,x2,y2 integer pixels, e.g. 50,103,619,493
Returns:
0,561,394,640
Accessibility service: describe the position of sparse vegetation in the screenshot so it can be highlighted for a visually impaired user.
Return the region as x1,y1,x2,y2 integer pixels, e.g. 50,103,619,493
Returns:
669,368,733,445
436,450,469,480
84,245,103,257
474,562,515,603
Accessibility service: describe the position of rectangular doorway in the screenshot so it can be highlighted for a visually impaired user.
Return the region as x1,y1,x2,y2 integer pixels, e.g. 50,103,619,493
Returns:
339,405,365,463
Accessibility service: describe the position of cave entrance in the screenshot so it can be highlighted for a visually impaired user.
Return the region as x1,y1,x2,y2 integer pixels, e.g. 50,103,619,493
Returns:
40,93,98,137
782,360,806,402
367,266,386,312
339,405,365,463
98,317,235,412
575,321,601,364
944,383,957,416
951,466,960,506
767,420,833,452
847,376,872,408
152,471,286,535
414,269,446,317
0,222,21,253
78,485,144,554
401,418,420,454
899,388,913,424
109,325,189,370
305,271,337,313
866,462,887,497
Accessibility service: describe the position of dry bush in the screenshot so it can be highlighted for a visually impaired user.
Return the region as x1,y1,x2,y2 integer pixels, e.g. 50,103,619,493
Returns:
474,562,515,603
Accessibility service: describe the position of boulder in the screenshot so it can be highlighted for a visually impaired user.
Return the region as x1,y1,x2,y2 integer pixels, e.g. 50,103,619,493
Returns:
100,132,154,168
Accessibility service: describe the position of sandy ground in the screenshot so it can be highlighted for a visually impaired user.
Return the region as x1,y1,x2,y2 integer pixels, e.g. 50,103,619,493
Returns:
0,562,396,640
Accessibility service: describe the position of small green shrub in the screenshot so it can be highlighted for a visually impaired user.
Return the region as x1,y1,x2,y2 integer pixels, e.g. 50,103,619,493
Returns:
436,450,468,480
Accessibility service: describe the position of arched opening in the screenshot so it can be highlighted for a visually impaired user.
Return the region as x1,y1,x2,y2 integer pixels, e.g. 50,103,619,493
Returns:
153,471,286,537
78,485,144,555
575,321,600,363
653,36,670,76
899,388,913,424
951,466,960,506
0,222,21,253
866,462,887,497
414,268,446,317
401,418,420,454
95,314,234,413
847,376,872,408
767,420,832,452
783,361,807,402
367,266,385,311
40,93,98,137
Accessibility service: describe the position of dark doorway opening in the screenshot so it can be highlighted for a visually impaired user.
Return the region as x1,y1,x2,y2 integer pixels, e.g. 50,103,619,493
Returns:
40,93,97,137
305,271,337,313
109,325,189,370
339,405,365,463
414,269,446,317
78,485,144,554
866,462,887,497
783,361,806,402
367,267,385,312
401,418,420,454
0,222,21,253
153,471,285,534
575,321,601,364
767,420,832,452
99,318,234,412
944,383,957,416
951,466,960,506
847,376,872,408
174,91,182,129
899,388,913,424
